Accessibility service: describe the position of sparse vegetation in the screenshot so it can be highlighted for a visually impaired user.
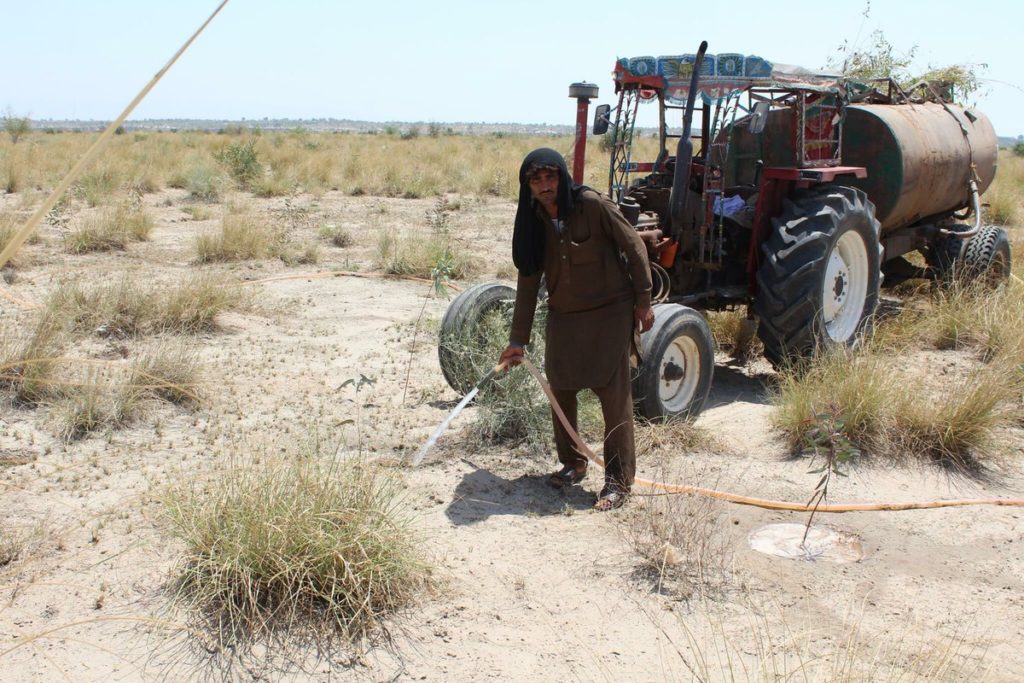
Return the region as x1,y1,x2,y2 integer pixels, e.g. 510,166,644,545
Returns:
45,273,246,338
163,443,429,643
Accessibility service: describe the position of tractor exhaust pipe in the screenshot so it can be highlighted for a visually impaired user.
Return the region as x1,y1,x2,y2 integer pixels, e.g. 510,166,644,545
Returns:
669,41,708,239
569,82,599,185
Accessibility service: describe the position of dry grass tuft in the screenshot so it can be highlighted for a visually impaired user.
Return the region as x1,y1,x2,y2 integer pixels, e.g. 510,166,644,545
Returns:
375,227,474,280
48,344,203,441
772,348,894,455
63,193,152,254
635,417,720,457
157,273,250,334
983,152,1023,226
0,307,66,405
45,273,246,338
162,444,430,644
772,341,1021,471
50,367,116,441
128,344,203,407
194,213,288,263
889,360,1022,470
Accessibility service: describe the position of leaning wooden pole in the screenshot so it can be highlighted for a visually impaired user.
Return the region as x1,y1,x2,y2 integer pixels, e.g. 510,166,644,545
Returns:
0,0,231,272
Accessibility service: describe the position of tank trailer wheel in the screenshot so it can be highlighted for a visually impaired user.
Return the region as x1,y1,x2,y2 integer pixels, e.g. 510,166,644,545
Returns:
633,304,714,421
755,185,882,367
962,226,1011,288
438,281,516,393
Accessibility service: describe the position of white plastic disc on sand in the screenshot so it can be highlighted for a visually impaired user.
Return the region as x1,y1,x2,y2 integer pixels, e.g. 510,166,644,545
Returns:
748,523,865,563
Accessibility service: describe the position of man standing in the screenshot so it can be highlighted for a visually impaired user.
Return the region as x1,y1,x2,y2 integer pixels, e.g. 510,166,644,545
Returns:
499,148,653,511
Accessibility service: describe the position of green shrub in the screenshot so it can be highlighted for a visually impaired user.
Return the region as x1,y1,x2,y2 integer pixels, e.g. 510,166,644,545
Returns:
216,138,263,188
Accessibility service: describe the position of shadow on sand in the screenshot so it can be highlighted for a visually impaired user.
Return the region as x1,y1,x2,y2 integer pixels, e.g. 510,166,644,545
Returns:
445,460,594,525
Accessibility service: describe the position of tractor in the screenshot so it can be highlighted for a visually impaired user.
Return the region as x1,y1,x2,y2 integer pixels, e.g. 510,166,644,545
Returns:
438,42,1007,421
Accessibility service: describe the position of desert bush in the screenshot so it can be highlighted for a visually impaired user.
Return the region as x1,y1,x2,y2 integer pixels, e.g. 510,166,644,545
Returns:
624,472,731,598
195,213,287,263
184,160,224,202
3,109,31,144
162,444,429,642
459,307,553,447
216,138,263,188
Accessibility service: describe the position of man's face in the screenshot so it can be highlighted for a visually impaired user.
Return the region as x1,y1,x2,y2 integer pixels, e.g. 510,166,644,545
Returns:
528,168,559,210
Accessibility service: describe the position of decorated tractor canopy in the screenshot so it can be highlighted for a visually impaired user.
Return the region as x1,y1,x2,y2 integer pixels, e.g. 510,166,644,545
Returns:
438,41,1008,423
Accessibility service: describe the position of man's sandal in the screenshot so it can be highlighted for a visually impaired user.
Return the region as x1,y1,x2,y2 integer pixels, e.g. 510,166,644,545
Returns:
594,484,629,511
548,465,587,489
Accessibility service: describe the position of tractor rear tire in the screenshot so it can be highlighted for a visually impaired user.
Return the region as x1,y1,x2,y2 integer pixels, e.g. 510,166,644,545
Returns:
632,304,714,421
755,185,882,367
961,225,1011,287
438,281,516,393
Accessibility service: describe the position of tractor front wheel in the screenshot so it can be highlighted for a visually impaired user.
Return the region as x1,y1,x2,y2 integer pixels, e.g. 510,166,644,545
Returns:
632,304,714,421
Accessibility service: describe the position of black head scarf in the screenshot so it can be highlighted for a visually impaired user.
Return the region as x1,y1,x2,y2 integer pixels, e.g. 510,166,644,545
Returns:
512,148,588,275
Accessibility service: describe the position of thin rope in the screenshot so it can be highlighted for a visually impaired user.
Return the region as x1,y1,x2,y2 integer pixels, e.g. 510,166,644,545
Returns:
517,358,1024,513
0,0,231,273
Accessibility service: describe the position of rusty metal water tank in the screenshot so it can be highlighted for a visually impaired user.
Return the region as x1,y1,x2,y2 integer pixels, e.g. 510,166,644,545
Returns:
841,103,997,232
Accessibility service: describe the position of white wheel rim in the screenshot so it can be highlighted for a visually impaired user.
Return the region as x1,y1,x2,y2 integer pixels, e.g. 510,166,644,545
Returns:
822,230,869,342
659,334,701,413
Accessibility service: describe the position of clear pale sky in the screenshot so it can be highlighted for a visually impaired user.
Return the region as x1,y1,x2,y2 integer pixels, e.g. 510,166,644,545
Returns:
2,0,1022,136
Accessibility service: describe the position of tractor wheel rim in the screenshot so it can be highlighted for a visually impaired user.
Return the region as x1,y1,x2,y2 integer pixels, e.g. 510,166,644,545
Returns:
659,335,701,412
823,230,869,342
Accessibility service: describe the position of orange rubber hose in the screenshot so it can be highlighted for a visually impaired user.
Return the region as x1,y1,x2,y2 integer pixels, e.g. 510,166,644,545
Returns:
519,358,1024,513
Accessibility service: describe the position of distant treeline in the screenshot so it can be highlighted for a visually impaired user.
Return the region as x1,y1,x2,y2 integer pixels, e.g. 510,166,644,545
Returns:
30,118,580,137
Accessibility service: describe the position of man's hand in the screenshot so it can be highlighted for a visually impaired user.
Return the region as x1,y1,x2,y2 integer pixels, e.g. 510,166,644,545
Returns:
499,343,525,371
635,305,654,333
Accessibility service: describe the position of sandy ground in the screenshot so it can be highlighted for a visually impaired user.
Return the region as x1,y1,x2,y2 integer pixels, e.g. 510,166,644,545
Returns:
0,189,1022,681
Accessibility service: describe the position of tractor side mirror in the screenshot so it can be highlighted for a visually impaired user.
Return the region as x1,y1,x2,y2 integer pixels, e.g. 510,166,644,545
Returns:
593,104,611,135
748,101,770,135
